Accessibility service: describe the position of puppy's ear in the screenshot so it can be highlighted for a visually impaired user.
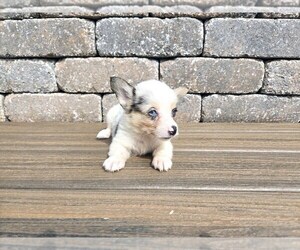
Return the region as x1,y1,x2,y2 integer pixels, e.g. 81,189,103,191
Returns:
110,77,134,111
174,87,189,100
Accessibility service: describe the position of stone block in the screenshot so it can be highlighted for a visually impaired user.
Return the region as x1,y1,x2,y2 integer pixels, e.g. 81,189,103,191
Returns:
204,19,300,58
0,60,57,93
202,94,300,122
262,60,300,95
96,18,203,57
4,94,101,122
102,94,118,121
160,58,264,94
0,18,96,57
0,95,5,122
176,94,201,122
56,58,158,93
0,0,39,8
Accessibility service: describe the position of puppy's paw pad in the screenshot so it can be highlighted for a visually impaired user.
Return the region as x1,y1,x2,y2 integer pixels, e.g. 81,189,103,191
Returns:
152,157,172,172
96,128,111,139
103,157,125,172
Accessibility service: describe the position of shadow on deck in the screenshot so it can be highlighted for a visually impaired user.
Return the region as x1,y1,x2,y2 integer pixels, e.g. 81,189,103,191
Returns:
0,123,299,237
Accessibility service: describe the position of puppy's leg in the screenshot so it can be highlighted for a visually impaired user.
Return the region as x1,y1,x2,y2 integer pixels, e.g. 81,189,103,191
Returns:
152,140,173,172
96,112,112,139
103,139,130,172
96,105,121,139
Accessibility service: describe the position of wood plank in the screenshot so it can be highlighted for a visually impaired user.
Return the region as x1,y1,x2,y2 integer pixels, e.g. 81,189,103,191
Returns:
0,123,299,190
1,123,300,150
1,153,299,190
1,189,299,237
1,238,300,250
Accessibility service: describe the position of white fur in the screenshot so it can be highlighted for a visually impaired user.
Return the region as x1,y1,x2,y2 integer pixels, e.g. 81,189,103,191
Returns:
97,79,187,172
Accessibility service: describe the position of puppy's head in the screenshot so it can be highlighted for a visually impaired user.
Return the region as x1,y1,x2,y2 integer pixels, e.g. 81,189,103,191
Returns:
111,77,188,140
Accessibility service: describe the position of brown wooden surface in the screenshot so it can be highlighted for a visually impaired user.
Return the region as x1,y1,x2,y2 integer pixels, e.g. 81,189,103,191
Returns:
0,122,299,237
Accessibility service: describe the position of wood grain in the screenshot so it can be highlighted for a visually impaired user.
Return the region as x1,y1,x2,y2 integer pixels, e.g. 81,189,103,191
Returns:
0,238,299,250
0,122,299,237
1,190,299,237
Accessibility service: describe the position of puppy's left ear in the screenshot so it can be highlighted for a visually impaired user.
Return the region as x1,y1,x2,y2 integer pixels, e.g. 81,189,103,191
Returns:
174,87,189,100
110,77,135,111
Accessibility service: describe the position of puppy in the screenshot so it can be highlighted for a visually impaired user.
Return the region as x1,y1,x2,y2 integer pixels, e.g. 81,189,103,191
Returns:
97,77,188,172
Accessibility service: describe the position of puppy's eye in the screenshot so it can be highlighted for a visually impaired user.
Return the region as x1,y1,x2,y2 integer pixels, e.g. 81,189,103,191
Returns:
148,109,158,120
172,108,178,117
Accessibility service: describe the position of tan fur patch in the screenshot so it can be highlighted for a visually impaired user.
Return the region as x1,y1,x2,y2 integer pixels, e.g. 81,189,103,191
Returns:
129,112,156,135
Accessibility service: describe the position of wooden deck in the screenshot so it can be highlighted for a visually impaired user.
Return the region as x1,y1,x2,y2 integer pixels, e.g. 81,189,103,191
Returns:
0,122,299,237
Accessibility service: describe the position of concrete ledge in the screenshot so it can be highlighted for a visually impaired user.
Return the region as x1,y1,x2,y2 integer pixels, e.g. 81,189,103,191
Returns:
206,6,300,18
150,0,257,8
1,0,299,8
96,5,202,18
39,0,149,7
0,6,94,19
1,6,300,19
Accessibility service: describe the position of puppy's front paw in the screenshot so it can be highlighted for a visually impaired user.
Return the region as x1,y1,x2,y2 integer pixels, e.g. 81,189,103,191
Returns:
103,157,125,172
96,128,111,139
152,157,172,172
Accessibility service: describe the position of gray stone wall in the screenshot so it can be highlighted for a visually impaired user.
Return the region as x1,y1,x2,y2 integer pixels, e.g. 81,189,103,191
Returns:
1,0,299,8
0,4,299,123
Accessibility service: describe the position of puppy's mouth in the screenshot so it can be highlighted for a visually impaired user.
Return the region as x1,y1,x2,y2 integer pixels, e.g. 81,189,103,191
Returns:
159,136,172,140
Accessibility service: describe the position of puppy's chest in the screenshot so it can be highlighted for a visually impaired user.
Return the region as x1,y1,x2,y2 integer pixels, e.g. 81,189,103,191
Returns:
131,136,158,156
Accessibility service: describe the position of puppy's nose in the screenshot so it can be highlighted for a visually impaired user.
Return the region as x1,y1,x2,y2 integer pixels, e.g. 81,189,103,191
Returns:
168,126,177,136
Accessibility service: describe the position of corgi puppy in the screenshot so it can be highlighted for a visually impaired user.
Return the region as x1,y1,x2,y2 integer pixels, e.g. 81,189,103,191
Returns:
97,77,188,172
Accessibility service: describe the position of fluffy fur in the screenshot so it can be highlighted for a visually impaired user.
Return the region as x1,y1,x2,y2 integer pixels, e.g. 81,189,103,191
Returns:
97,77,188,172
